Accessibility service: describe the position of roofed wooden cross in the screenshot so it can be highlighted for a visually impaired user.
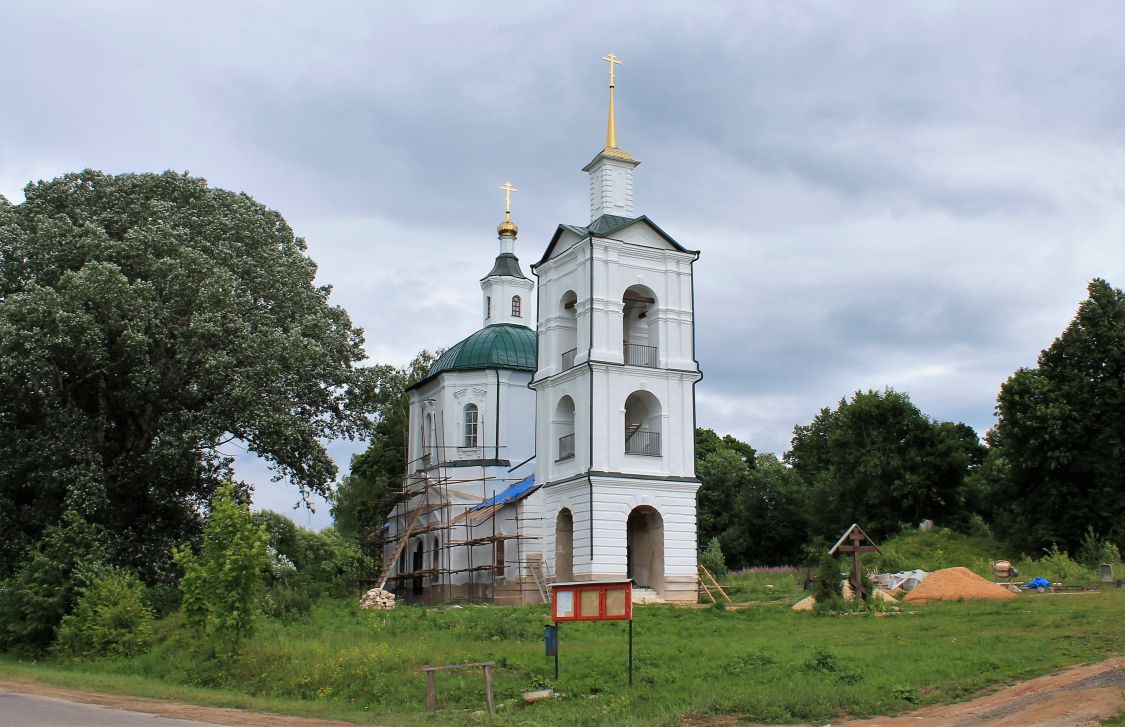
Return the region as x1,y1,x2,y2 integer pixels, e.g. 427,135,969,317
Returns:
828,523,880,601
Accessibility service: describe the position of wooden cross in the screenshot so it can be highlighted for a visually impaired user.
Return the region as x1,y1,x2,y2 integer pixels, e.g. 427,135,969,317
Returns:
829,523,880,601
602,52,621,87
498,181,517,213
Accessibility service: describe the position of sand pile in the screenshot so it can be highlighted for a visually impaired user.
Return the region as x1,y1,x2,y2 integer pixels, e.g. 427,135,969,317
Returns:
905,567,1018,603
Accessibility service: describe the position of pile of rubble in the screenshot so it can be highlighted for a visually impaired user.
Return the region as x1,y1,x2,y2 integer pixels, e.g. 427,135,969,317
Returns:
359,587,396,610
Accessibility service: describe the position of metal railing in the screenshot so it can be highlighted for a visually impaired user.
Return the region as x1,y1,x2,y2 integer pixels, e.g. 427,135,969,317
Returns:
557,433,575,461
625,429,661,456
561,348,577,370
623,342,658,368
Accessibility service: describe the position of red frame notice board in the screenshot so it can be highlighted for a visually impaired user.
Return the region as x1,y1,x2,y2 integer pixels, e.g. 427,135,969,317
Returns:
549,580,632,621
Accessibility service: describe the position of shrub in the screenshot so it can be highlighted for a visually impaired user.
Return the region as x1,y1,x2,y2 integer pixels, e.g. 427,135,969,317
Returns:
172,483,270,657
1038,544,1085,582
1077,526,1104,568
53,566,154,659
872,545,907,573
811,553,843,603
700,537,727,578
0,511,109,653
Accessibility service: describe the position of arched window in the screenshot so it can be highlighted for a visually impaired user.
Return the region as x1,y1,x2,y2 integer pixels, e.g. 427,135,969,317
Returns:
511,295,522,317
486,296,491,319
463,404,479,447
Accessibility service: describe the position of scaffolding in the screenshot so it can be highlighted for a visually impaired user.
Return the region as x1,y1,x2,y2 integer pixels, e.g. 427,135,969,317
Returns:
366,410,545,605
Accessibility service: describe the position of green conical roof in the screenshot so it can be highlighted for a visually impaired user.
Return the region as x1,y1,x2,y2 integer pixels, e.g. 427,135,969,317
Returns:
426,324,537,379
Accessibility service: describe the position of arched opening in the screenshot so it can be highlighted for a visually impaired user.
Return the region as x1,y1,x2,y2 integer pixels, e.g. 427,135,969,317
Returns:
431,536,440,570
463,404,479,447
627,506,664,592
555,509,574,581
511,295,522,318
554,395,576,461
560,290,578,369
624,390,662,456
622,284,658,367
412,540,424,596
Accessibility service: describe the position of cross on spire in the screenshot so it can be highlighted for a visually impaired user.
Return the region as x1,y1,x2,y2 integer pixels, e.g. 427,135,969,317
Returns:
499,181,517,213
601,52,622,150
602,52,621,87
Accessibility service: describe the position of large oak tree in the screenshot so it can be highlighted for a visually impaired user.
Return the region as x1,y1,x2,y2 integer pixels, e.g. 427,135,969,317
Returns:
0,171,376,581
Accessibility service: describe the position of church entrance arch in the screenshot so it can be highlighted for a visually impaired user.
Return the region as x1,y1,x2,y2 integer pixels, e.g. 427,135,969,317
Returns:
555,508,574,581
626,506,664,592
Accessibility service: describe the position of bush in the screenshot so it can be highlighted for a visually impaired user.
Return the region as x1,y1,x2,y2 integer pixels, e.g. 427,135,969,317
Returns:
811,553,843,603
172,483,270,656
0,511,109,653
1038,544,1086,582
53,567,154,659
700,538,727,578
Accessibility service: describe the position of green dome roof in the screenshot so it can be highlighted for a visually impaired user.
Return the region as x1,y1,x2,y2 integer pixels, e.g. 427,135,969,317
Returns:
426,324,537,378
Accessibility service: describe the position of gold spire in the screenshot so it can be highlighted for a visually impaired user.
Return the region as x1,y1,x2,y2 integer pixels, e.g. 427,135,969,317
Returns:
497,181,518,238
600,52,634,161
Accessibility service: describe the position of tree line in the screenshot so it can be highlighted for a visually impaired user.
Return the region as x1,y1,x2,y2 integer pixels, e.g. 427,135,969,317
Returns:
695,278,1124,567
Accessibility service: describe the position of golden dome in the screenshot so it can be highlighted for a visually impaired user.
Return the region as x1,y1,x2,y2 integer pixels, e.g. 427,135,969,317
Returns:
497,211,518,238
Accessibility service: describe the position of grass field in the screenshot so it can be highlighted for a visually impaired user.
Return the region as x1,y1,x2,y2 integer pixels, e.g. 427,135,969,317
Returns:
2,587,1123,726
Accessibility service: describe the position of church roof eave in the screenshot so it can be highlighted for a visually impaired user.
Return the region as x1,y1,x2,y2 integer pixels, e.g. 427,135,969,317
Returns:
531,214,698,270
480,252,529,281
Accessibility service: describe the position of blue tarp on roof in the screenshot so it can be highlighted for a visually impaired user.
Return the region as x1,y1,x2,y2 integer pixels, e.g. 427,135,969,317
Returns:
469,475,537,512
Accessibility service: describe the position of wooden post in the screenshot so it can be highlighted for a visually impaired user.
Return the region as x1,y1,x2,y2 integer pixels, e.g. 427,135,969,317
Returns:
483,664,495,716
425,669,436,711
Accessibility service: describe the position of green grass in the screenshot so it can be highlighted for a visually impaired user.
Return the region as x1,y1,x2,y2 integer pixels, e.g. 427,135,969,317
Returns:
2,591,1123,726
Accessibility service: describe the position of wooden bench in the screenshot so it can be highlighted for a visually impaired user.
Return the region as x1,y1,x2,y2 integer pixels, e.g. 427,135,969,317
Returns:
422,661,495,715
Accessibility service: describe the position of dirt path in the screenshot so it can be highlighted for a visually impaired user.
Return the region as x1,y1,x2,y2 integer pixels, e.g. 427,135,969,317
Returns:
0,678,368,727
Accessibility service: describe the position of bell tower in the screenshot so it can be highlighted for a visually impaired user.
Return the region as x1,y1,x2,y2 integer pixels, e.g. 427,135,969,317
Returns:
531,54,702,603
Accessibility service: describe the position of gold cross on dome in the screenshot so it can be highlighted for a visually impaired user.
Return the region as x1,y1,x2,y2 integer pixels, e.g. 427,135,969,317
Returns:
499,181,517,213
602,52,621,87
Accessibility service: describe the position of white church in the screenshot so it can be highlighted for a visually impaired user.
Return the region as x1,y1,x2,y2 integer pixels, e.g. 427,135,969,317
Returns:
382,55,702,605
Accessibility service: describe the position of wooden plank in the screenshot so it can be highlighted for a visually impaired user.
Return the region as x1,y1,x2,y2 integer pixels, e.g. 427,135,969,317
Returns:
426,670,436,711
483,665,495,716
698,575,717,604
422,661,496,672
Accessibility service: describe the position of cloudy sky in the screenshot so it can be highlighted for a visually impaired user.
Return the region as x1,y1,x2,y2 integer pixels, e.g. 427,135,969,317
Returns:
2,1,1122,529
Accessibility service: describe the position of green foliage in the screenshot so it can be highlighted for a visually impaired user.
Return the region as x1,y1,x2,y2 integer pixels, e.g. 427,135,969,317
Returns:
0,170,377,582
990,279,1125,556
53,566,155,659
700,537,727,578
1037,544,1084,583
812,553,843,603
172,484,270,656
254,510,376,600
0,510,109,653
786,389,986,543
332,350,439,547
